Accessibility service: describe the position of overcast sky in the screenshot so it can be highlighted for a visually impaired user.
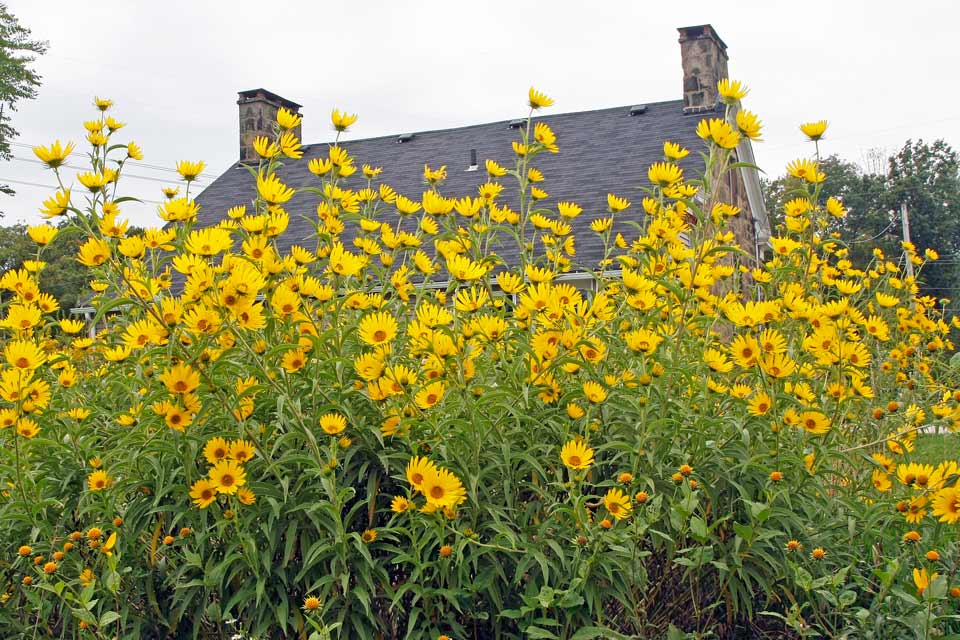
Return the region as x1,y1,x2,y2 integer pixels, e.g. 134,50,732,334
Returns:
2,0,958,227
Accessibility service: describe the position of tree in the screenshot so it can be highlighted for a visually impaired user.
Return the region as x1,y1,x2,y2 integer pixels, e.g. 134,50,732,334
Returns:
887,139,960,303
0,221,87,312
0,3,47,206
762,140,960,303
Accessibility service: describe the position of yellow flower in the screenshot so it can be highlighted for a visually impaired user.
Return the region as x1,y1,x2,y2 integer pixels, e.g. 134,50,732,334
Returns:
189,479,217,509
663,141,689,160
358,311,398,346
159,363,200,395
87,470,112,491
5,339,45,370
415,381,446,410
281,349,308,373
647,162,683,187
203,437,230,465
446,254,486,281
277,106,302,130
735,110,763,140
696,118,740,149
77,171,108,192
229,440,255,464
176,160,205,181
331,108,358,131
528,87,554,110
786,159,825,183
800,120,828,141
209,460,246,495
748,392,772,416
253,136,280,158
256,171,295,205
16,418,39,438
406,456,438,494
932,486,960,524
77,237,111,267
39,189,71,218
607,193,630,212
237,487,257,505
582,381,607,404
604,488,632,520
717,79,749,103
914,567,938,596
319,412,347,435
420,466,466,509
560,438,594,470
127,142,143,160
33,140,74,168
797,411,831,435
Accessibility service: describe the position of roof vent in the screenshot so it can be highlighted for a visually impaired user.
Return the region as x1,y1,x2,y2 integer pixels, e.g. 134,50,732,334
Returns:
628,105,648,116
397,133,415,143
465,148,479,172
508,118,525,129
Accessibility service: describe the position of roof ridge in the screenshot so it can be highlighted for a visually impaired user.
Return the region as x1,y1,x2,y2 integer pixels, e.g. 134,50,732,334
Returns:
300,98,685,149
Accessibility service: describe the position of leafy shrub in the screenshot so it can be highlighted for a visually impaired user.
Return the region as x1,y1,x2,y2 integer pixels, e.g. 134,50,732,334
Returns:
2,85,959,639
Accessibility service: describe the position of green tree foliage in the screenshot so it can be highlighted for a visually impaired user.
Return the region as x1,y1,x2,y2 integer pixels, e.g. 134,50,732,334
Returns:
0,2,47,202
763,140,960,302
0,220,86,311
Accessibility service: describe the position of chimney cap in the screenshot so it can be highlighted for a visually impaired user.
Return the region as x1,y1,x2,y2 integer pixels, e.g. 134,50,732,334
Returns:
237,88,303,111
677,24,728,51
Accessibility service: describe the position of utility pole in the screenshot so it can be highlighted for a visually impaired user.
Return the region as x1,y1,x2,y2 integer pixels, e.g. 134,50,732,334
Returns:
901,202,915,280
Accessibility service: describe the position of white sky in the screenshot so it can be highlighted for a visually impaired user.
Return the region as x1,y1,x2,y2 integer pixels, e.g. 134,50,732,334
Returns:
2,0,958,227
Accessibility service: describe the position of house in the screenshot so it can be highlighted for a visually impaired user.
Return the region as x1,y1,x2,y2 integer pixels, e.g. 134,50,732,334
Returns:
194,24,770,289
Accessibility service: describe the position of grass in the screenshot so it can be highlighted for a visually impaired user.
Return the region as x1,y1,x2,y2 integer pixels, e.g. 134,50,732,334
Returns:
913,430,960,463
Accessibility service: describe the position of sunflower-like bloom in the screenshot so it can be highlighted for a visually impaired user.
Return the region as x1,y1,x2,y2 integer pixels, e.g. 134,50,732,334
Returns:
331,108,358,132
582,381,607,404
932,486,960,524
319,412,347,435
77,171,108,192
209,460,246,495
786,159,825,184
735,110,763,141
176,160,205,181
663,141,689,160
797,410,831,435
913,567,939,596
203,437,230,465
358,311,398,346
607,193,631,212
604,488,633,520
800,120,828,141
276,106,302,130
446,254,485,281
230,439,256,463
5,339,45,370
420,466,466,509
87,470,113,491
159,363,200,395
253,136,280,159
647,162,683,188
256,171,295,205
406,456,438,494
189,478,217,509
717,79,749,103
33,140,75,168
696,118,741,149
77,237,111,267
560,438,594,470
528,87,554,110
39,189,71,218
415,381,446,410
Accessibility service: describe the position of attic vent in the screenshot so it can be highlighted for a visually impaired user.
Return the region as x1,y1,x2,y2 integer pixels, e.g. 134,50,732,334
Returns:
465,148,478,172
396,133,415,143
508,118,525,129
628,105,648,116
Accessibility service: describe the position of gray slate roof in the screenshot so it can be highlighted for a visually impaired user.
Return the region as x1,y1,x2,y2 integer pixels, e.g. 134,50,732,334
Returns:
194,99,714,271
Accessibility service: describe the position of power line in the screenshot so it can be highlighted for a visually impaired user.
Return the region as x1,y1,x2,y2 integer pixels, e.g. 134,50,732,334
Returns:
10,155,207,187
10,141,218,179
0,177,164,205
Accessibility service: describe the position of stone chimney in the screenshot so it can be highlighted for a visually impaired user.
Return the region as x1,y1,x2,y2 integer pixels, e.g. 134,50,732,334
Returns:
237,88,303,162
677,25,729,113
